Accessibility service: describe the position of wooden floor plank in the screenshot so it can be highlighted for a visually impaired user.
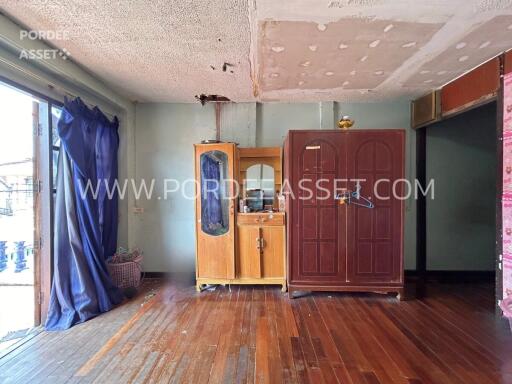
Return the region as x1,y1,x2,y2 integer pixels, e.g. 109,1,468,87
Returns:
0,281,509,384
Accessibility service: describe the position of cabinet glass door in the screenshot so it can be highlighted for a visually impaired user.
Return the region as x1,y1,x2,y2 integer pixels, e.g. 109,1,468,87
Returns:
195,143,235,280
200,150,229,236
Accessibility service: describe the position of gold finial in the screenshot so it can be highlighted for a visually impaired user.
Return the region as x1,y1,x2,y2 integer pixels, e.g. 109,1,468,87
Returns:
337,115,354,129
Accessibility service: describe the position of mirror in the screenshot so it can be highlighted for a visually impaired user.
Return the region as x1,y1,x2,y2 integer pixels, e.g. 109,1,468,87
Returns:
245,164,275,211
200,150,229,236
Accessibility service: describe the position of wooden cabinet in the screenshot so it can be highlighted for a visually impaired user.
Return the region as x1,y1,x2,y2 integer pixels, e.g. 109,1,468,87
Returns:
284,130,404,298
195,144,286,291
194,143,236,283
236,213,286,290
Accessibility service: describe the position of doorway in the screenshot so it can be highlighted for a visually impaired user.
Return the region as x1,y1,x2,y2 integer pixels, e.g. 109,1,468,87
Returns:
422,102,497,296
0,81,55,351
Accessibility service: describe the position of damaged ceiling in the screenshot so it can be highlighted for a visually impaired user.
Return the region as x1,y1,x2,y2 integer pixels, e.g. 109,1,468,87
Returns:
0,0,512,102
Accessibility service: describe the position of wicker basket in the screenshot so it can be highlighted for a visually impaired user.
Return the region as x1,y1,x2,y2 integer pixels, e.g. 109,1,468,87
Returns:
107,252,143,289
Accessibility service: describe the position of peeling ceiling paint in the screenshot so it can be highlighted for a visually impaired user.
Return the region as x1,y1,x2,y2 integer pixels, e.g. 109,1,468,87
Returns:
258,18,442,92
0,0,511,102
402,15,512,88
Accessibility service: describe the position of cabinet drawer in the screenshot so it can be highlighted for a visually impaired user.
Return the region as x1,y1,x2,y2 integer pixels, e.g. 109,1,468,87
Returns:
237,213,284,226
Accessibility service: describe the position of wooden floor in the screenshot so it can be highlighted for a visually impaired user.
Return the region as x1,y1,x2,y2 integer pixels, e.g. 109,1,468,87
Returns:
0,279,511,383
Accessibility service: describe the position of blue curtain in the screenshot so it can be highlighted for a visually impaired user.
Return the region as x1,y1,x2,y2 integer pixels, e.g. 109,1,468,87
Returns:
45,98,123,331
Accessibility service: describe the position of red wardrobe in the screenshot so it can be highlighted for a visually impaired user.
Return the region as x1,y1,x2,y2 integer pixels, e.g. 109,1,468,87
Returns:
283,130,405,299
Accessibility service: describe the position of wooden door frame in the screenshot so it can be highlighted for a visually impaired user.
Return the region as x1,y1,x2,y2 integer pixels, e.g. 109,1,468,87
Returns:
33,101,42,325
33,100,54,326
415,127,427,298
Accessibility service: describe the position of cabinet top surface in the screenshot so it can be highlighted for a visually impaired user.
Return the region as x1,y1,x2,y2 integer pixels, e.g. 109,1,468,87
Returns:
237,212,284,216
285,129,405,134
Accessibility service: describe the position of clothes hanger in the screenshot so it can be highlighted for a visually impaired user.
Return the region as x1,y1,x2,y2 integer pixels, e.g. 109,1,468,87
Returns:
336,182,374,209
349,182,374,208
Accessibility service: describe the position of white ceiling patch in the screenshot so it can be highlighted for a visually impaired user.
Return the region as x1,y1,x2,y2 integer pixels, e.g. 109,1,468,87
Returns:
384,24,394,32
369,39,380,48
271,46,285,53
402,42,416,48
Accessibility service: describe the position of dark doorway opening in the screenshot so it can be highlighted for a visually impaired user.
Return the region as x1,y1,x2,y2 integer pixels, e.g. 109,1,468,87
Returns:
417,102,497,303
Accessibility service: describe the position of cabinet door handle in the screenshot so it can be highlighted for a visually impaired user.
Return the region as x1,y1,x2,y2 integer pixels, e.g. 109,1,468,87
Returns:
255,237,265,250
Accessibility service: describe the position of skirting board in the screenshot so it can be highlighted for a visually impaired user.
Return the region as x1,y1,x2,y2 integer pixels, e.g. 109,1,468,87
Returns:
405,270,494,283
142,270,494,285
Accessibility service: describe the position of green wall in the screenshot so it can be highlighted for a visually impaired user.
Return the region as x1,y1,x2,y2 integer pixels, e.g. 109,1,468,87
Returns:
134,101,416,273
426,102,497,271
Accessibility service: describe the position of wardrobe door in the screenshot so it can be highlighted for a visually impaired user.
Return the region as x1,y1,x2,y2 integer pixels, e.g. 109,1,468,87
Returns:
290,132,347,284
346,131,404,284
194,143,236,279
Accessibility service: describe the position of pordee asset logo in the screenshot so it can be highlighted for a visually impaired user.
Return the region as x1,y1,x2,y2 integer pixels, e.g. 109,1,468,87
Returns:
19,48,71,61
76,178,435,201
18,29,71,61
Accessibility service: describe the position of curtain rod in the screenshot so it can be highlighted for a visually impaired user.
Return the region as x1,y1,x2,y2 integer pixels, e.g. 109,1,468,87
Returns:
62,89,117,120
0,54,118,119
